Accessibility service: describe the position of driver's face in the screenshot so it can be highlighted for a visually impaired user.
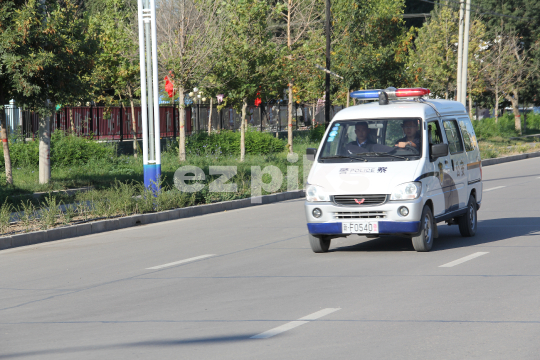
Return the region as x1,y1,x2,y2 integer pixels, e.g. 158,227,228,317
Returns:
402,121,418,138
355,125,368,143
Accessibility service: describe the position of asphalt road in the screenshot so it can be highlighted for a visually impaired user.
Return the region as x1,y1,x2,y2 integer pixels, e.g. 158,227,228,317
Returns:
1,157,540,359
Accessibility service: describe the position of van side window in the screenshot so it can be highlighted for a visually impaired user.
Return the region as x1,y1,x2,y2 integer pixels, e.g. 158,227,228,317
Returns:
443,120,464,154
428,121,443,145
458,118,478,152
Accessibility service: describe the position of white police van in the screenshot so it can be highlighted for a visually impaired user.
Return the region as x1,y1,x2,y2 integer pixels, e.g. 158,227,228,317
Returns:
304,88,482,253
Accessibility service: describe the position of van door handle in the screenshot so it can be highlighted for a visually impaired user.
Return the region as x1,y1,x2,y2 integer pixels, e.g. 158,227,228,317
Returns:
451,159,455,171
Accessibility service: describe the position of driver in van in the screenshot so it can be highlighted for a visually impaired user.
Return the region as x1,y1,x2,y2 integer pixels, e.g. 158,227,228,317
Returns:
395,119,421,149
344,121,376,153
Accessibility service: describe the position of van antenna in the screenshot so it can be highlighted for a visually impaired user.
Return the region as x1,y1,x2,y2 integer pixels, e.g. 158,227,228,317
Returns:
418,98,442,118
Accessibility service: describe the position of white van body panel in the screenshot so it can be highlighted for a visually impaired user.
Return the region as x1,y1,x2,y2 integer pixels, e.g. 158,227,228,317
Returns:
307,160,421,196
305,98,483,238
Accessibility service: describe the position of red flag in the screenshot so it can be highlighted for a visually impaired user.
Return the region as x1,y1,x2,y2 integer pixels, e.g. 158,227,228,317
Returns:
164,76,174,97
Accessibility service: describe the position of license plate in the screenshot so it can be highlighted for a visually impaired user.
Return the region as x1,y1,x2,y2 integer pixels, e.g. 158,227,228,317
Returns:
342,221,379,234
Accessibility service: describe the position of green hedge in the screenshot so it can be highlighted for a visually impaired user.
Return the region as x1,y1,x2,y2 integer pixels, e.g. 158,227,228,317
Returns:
472,113,540,140
0,131,115,168
182,130,285,156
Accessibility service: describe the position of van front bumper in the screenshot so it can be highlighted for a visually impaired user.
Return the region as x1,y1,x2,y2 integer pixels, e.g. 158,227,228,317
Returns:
307,221,420,235
305,198,424,235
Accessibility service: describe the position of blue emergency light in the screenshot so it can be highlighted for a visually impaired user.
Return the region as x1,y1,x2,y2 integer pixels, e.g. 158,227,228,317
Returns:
350,88,430,100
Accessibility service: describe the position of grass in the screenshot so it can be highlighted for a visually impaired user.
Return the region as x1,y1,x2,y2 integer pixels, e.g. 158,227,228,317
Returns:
1,121,539,236
0,133,318,236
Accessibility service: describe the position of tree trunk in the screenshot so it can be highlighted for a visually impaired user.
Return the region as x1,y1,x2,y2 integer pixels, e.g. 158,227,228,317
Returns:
178,86,186,162
288,84,293,153
468,93,472,119
217,106,222,131
127,85,138,158
312,102,316,129
506,88,521,134
208,97,213,135
494,84,499,123
39,102,51,184
346,89,350,108
0,93,13,185
70,108,74,133
240,98,247,162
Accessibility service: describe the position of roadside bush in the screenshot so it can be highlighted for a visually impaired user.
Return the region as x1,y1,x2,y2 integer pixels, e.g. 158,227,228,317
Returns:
472,114,519,139
308,123,326,143
0,130,115,168
181,129,285,157
50,131,115,167
524,113,540,132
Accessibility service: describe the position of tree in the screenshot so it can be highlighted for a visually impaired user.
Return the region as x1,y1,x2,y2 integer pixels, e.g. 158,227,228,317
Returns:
273,0,323,153
213,0,279,162
1,0,98,184
0,0,26,185
332,0,408,98
475,0,540,106
480,29,535,129
407,5,485,101
156,0,223,162
88,0,140,156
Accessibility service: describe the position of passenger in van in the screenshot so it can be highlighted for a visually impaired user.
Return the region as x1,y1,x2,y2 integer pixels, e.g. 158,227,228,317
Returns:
344,122,376,152
395,119,421,149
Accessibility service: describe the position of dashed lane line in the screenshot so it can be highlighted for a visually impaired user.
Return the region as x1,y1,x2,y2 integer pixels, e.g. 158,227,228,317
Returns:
484,186,506,192
439,252,489,268
250,308,341,339
146,254,216,270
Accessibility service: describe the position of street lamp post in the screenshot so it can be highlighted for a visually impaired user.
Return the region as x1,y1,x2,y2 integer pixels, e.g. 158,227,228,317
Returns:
137,0,161,191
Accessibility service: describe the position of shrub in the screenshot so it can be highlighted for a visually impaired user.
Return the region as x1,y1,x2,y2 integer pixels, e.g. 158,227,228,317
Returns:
308,123,326,143
472,114,519,139
50,131,115,167
524,112,540,132
0,130,115,168
181,130,285,157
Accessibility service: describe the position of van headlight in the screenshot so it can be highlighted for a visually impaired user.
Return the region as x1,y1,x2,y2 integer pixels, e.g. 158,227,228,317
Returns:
306,185,330,202
390,182,421,200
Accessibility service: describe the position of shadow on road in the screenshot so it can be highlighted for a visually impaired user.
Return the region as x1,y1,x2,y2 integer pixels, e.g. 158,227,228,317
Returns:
0,334,255,359
331,217,540,253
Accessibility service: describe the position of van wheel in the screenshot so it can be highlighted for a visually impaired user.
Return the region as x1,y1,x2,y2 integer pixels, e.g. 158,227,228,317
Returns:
309,234,331,253
412,206,434,252
458,195,477,237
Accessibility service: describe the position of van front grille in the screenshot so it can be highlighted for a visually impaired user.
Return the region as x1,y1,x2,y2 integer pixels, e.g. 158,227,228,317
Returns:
332,194,387,206
333,211,387,219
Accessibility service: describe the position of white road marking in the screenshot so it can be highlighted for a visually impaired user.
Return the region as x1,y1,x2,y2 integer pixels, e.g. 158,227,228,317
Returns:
439,252,489,268
250,308,340,339
146,254,216,270
484,186,505,192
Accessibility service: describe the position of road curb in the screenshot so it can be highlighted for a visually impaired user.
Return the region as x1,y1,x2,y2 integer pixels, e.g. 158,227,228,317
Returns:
481,151,540,167
0,190,306,251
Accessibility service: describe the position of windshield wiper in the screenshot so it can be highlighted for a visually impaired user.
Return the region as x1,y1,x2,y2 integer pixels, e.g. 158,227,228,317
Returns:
320,154,367,162
362,152,410,161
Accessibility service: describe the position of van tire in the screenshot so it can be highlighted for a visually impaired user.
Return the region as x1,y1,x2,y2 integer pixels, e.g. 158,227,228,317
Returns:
309,234,331,253
412,206,434,252
458,195,477,237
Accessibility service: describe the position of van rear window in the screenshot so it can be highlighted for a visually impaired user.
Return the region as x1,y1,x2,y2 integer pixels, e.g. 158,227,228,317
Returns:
458,118,478,152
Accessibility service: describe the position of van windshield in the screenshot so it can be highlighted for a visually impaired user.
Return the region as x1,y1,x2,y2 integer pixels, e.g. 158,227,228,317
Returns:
319,118,423,162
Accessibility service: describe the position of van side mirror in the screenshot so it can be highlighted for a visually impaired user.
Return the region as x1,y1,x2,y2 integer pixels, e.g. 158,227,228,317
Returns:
430,143,449,159
306,148,317,161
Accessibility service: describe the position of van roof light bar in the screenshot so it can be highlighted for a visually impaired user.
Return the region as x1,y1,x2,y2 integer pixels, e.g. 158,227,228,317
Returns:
350,88,430,100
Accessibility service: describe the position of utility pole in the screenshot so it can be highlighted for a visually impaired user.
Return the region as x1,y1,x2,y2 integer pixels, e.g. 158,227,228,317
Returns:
456,0,465,103
325,0,331,128
460,0,471,106
456,0,471,107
